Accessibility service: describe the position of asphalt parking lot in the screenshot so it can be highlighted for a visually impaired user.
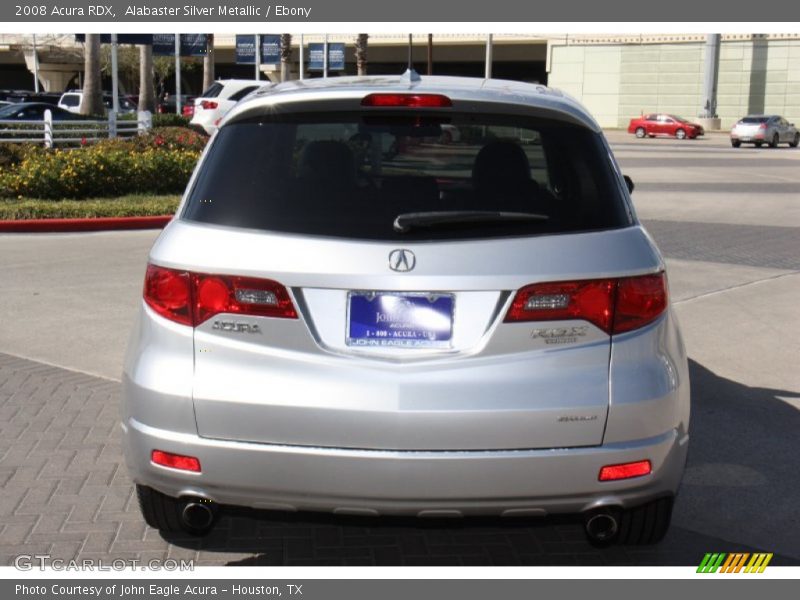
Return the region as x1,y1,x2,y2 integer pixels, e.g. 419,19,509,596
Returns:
0,131,798,566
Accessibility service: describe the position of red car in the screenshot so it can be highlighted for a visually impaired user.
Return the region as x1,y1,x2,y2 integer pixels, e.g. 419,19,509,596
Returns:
627,113,704,139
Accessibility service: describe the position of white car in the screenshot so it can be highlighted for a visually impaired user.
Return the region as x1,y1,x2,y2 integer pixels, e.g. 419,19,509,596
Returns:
58,91,136,115
190,79,267,135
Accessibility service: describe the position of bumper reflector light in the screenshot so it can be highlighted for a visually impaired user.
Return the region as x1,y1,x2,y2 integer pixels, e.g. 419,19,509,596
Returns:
599,460,651,481
151,450,201,473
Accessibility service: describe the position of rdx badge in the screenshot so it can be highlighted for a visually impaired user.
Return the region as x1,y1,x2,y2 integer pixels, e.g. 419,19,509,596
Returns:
212,320,261,333
530,326,589,344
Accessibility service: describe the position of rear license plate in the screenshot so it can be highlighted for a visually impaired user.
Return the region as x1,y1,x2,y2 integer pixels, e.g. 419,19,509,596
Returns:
347,292,454,348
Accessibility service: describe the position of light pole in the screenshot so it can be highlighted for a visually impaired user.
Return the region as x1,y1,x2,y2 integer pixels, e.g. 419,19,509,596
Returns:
485,34,493,79
699,33,721,130
174,34,181,115
32,34,40,93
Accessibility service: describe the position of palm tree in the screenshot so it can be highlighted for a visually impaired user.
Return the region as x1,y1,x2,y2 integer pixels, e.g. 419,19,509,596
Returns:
202,34,215,91
280,34,292,82
356,34,368,76
80,34,104,116
138,43,155,113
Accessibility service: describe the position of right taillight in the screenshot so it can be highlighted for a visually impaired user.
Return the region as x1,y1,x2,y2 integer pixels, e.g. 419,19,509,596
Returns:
143,264,297,326
200,100,218,110
612,273,668,333
505,272,667,335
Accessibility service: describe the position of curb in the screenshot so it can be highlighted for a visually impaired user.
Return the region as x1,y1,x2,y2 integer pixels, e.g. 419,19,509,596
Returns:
0,215,172,233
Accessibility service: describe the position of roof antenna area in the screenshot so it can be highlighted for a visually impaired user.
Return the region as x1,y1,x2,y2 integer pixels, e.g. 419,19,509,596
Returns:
401,33,421,82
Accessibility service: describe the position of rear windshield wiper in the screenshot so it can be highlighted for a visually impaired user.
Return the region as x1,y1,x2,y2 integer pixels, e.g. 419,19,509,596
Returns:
393,210,549,233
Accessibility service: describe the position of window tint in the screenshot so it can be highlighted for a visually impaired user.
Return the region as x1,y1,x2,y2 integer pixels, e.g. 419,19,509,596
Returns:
200,83,224,98
228,86,259,102
182,112,630,241
741,116,769,124
0,104,18,118
61,94,80,107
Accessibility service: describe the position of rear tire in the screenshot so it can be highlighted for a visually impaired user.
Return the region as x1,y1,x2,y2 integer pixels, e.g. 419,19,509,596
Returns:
136,484,217,535
616,497,673,545
635,127,646,139
675,128,686,140
731,139,741,148
790,133,799,148
769,133,779,148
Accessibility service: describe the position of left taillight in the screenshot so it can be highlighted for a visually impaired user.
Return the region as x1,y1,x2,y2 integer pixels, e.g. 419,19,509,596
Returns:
193,273,297,323
144,265,193,326
143,264,297,326
505,272,667,335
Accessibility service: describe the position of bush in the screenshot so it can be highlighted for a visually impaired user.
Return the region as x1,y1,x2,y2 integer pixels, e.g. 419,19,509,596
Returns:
0,134,203,200
129,127,208,152
152,113,191,128
0,194,180,219
0,143,38,169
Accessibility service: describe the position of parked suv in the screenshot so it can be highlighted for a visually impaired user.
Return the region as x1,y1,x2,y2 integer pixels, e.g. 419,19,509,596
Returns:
58,90,136,115
189,79,267,134
123,75,690,545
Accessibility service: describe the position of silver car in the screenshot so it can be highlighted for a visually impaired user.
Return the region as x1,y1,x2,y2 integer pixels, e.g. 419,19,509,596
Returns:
123,75,690,546
730,115,799,148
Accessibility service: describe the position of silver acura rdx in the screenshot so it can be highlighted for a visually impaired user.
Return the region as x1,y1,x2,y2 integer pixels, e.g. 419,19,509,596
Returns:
122,74,690,545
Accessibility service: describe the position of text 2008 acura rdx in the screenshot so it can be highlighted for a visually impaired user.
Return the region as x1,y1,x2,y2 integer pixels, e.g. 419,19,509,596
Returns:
122,74,689,545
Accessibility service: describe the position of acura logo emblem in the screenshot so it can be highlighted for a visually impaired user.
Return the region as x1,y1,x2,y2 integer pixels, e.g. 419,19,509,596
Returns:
388,249,416,272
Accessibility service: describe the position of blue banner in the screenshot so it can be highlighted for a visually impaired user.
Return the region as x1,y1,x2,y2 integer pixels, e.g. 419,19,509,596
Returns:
235,34,257,64
237,35,282,65
261,35,281,65
308,42,346,71
75,34,154,45
152,34,208,57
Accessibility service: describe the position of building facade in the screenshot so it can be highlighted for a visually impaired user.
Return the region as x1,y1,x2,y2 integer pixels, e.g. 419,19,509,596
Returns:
547,34,800,128
1,33,798,129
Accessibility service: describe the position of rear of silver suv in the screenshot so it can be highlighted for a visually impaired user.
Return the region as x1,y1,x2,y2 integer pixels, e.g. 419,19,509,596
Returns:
122,75,690,545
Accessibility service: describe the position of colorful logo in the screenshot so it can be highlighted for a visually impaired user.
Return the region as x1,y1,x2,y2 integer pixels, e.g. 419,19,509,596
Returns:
697,552,773,573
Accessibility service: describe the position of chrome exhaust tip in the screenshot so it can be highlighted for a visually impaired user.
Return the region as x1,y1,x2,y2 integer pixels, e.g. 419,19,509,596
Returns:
585,511,619,542
181,499,216,532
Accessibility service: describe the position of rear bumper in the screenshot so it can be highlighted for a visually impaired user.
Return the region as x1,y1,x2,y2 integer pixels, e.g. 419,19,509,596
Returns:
123,417,688,517
189,113,217,135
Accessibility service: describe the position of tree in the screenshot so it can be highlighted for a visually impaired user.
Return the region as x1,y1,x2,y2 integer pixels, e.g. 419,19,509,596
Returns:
80,34,104,116
100,45,138,92
280,34,292,82
202,34,215,92
152,56,200,100
138,44,155,113
356,34,369,76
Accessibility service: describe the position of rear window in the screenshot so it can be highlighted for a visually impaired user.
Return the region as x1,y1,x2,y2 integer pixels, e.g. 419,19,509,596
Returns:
182,112,630,241
200,83,224,99
227,86,260,102
740,117,770,124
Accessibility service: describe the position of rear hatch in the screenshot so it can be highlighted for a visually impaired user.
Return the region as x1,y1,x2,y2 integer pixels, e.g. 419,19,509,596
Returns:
734,117,768,138
155,94,663,451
